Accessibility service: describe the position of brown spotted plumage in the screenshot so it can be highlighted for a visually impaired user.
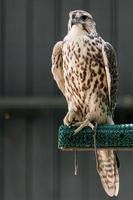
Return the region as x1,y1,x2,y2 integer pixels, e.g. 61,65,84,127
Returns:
51,10,119,196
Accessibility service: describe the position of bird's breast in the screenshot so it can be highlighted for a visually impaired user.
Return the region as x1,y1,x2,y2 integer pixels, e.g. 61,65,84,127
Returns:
62,37,104,89
62,37,109,120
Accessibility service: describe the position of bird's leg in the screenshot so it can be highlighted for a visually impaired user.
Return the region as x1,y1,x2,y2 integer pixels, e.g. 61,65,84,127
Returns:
74,118,94,134
63,109,77,127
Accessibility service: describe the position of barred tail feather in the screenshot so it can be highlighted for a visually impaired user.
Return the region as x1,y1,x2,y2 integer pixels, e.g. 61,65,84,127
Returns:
97,149,119,197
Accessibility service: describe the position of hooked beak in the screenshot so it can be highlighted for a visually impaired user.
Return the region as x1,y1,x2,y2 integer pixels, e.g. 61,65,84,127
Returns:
71,17,80,26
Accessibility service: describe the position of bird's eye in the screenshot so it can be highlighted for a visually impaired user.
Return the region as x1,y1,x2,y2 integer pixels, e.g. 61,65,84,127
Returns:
81,15,88,21
72,14,75,19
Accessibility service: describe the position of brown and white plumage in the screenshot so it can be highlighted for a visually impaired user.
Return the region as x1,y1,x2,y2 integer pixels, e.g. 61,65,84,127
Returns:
51,10,119,196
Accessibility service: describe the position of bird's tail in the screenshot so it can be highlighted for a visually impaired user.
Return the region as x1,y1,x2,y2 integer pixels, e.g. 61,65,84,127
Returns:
96,149,119,197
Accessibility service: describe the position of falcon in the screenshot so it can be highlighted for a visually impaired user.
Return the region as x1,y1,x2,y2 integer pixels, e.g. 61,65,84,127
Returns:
51,10,119,196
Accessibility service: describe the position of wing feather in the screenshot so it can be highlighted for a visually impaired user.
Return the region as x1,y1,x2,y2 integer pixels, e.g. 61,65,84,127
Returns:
51,41,65,96
102,42,118,114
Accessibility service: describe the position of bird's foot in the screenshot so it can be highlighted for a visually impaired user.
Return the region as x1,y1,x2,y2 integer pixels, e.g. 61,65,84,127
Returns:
74,119,95,135
63,110,77,127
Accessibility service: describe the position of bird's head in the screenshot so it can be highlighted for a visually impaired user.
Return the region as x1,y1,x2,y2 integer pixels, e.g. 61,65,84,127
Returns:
68,10,96,33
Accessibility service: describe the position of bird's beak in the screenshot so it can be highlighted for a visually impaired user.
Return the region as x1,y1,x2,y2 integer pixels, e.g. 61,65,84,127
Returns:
71,17,80,26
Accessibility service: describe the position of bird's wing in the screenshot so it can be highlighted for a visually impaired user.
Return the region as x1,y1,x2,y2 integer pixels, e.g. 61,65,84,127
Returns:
51,41,65,96
102,42,118,114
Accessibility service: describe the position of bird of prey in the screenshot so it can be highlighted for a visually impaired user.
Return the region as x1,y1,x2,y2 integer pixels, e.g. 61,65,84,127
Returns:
51,10,119,197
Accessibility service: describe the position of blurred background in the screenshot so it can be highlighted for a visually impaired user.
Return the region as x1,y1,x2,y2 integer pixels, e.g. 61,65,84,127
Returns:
0,0,133,200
